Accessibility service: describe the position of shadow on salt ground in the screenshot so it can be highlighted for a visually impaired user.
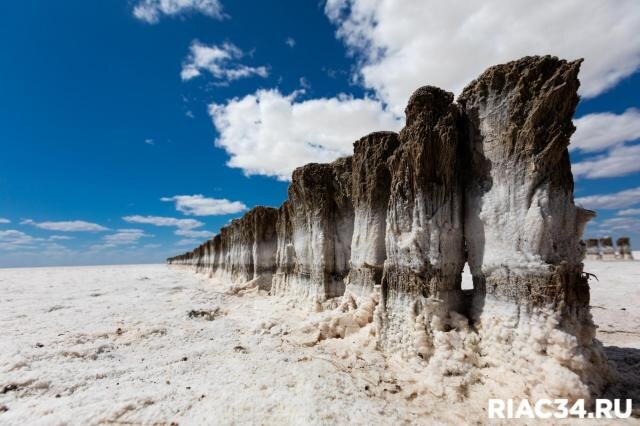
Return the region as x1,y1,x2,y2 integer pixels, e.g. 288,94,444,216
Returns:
602,346,640,417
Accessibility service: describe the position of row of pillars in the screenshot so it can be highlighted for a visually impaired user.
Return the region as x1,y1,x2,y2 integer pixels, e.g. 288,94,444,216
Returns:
584,237,634,260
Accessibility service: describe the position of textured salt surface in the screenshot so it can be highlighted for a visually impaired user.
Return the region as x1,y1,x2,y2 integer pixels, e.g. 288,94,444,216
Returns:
0,262,638,424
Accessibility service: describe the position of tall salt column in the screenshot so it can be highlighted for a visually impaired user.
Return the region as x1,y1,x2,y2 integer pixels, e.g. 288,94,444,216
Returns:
379,86,465,357
459,56,612,402
347,131,399,298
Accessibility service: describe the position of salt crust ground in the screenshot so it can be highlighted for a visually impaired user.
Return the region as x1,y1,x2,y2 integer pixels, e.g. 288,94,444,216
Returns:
0,260,638,425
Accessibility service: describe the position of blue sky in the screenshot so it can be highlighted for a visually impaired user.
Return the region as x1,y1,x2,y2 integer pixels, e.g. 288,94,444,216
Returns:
1,0,639,267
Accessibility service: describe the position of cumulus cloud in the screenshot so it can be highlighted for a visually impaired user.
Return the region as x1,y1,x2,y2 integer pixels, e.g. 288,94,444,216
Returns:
123,215,203,230
133,0,224,24
0,218,9,224
325,0,640,115
572,109,640,153
209,89,401,180
181,41,268,83
575,187,640,210
161,194,246,216
21,219,108,232
572,144,640,179
285,37,296,48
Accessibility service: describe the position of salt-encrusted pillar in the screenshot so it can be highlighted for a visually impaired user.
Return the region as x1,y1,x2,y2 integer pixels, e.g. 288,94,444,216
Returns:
207,206,278,288
272,158,354,302
459,56,611,401
347,131,399,297
378,86,465,356
585,238,601,260
249,207,279,290
616,237,634,260
599,236,616,260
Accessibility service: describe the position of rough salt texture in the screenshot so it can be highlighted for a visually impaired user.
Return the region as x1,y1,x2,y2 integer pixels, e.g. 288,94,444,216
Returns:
458,56,611,400
168,56,615,402
616,237,634,260
377,86,465,356
347,131,399,297
271,158,354,302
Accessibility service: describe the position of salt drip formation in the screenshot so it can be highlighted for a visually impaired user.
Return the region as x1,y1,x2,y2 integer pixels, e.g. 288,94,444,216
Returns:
168,56,614,402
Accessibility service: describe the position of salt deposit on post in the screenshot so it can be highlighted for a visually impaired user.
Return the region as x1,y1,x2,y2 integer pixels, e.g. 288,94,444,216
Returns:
617,237,634,260
600,237,617,261
586,238,602,260
168,56,616,404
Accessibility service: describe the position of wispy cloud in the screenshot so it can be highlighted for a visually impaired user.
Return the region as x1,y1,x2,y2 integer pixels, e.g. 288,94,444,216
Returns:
91,229,152,250
0,230,41,251
181,41,268,83
285,37,296,48
49,235,74,241
103,229,151,246
0,218,10,224
144,138,155,145
575,187,640,210
618,208,640,216
133,0,224,24
161,194,246,216
123,215,203,230
176,238,201,246
175,228,214,238
21,219,108,232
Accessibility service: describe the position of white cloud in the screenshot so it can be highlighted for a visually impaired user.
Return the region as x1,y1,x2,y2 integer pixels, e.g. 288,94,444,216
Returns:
161,194,246,216
0,218,9,224
175,228,214,238
145,138,155,145
181,41,268,83
49,235,74,241
285,37,296,48
123,215,203,230
595,217,640,232
325,0,640,115
572,109,640,153
21,219,108,232
103,229,151,246
176,238,201,246
133,0,224,24
572,144,640,179
618,208,640,216
209,89,401,180
575,187,640,210
0,230,41,251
